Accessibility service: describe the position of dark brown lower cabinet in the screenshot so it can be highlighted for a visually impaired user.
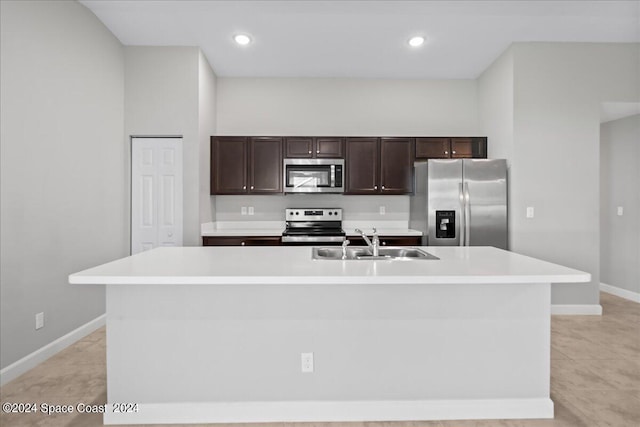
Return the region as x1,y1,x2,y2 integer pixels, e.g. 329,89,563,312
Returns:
202,236,281,246
346,236,422,246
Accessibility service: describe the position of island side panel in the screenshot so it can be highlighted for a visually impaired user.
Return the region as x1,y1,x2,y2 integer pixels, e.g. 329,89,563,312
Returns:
106,282,550,412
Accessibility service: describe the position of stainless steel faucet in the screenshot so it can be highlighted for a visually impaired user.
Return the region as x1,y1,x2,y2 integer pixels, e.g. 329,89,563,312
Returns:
341,239,351,259
355,227,379,256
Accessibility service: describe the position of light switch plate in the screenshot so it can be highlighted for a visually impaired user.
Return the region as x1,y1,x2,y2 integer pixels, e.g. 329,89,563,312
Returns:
617,206,624,216
241,207,247,215
379,206,386,215
35,312,44,330
248,206,254,216
526,207,535,219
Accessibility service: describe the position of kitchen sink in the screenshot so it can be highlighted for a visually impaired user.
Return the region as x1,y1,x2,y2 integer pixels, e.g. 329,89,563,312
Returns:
312,246,439,260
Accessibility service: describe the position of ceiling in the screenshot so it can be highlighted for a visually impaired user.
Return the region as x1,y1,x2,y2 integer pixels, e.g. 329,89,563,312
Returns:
81,0,640,79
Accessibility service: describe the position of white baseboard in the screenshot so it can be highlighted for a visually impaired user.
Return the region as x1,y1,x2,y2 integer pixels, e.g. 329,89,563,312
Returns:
0,314,106,387
104,398,554,425
551,304,602,315
600,282,640,303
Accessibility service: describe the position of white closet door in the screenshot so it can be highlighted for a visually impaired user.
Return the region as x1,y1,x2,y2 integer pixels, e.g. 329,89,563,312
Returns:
131,137,183,254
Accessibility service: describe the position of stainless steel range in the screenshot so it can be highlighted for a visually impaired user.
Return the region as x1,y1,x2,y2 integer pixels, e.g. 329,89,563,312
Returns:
281,208,346,245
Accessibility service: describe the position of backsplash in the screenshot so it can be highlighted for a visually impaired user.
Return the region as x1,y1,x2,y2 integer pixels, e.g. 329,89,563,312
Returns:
214,195,410,223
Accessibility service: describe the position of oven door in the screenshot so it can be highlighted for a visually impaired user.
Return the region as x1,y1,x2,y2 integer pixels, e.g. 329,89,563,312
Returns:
281,235,346,245
283,159,344,193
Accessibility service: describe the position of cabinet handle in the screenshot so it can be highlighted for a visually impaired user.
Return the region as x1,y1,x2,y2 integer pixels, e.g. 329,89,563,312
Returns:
243,185,246,190
374,185,378,190
316,150,320,154
308,150,312,154
250,185,254,190
444,151,449,154
241,241,245,246
381,185,385,190
382,241,387,246
452,150,456,154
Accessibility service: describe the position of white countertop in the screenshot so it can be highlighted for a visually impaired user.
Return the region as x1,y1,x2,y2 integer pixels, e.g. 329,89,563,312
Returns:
69,246,590,286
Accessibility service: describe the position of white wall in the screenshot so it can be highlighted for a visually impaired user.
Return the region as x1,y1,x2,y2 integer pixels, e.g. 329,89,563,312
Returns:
125,46,201,246
0,0,126,369
511,43,640,305
214,78,479,222
217,78,479,136
198,52,217,224
216,195,409,225
600,114,640,295
477,46,515,248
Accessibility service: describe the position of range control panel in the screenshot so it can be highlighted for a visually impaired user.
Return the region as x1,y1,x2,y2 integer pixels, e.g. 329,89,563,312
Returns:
285,208,342,221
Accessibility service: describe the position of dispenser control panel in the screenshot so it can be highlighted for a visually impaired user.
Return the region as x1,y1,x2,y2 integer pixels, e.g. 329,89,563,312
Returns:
435,210,456,238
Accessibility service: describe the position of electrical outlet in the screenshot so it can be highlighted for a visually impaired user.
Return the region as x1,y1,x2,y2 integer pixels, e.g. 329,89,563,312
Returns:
248,206,255,216
241,207,247,215
379,206,386,215
301,352,314,373
35,312,44,330
617,206,624,216
526,207,535,219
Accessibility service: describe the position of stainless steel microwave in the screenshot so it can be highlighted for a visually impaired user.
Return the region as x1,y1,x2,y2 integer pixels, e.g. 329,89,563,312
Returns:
283,159,345,193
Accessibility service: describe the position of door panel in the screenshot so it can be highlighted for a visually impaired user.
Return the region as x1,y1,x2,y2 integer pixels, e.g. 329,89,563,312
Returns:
132,137,183,255
211,137,247,194
416,138,451,159
285,137,313,158
463,159,507,250
451,138,473,158
249,137,282,193
315,137,343,158
427,159,463,246
380,137,414,194
345,137,378,194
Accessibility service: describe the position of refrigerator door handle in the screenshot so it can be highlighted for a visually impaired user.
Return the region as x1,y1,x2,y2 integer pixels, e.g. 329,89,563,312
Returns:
459,183,465,247
464,182,471,246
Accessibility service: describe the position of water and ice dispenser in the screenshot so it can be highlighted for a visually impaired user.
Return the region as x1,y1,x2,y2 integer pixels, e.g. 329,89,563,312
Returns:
435,210,456,238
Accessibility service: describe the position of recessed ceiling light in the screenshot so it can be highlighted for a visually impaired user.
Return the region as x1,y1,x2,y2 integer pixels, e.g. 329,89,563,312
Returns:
408,36,425,47
234,34,252,46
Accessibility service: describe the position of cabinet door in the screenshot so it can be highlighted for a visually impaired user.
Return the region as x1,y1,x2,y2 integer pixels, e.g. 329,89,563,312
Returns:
346,236,422,246
415,137,451,159
285,137,313,158
451,138,474,158
249,137,282,193
315,137,344,158
345,137,379,194
380,137,414,194
211,136,247,194
203,236,281,246
471,137,487,158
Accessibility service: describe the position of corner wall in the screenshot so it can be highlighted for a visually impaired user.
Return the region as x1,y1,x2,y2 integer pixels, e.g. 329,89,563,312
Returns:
600,114,640,296
0,0,126,370
199,52,217,225
511,43,640,305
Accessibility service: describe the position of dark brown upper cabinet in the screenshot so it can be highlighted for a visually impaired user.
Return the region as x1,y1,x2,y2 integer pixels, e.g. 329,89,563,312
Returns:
379,137,415,194
415,137,487,159
345,137,414,195
211,136,247,194
345,137,378,194
210,136,282,195
285,137,343,158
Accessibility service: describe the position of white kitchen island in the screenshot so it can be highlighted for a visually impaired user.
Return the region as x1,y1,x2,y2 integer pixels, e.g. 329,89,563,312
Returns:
70,246,589,425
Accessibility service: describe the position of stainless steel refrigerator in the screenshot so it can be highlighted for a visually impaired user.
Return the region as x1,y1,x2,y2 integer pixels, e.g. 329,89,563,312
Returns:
409,159,508,249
